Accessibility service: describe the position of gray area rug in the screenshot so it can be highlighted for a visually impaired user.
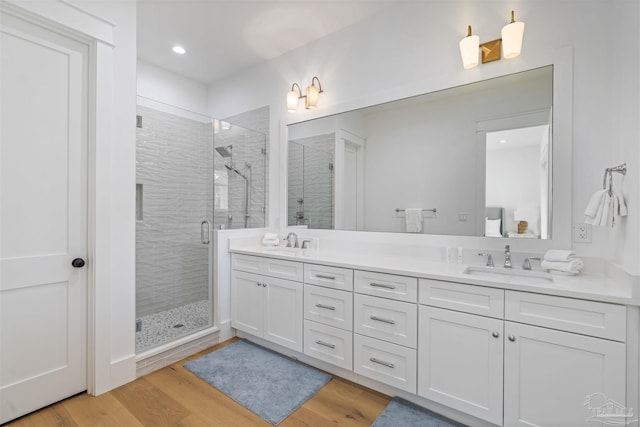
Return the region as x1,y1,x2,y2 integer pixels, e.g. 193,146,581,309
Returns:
372,397,466,427
184,339,331,425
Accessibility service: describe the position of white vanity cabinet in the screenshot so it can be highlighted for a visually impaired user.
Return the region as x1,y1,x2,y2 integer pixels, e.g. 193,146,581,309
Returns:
418,281,505,425
231,255,303,352
303,264,354,370
418,279,628,426
353,270,418,393
503,291,627,427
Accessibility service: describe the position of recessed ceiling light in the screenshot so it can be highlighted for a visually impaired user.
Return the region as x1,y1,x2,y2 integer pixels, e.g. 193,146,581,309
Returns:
499,139,507,144
172,45,186,55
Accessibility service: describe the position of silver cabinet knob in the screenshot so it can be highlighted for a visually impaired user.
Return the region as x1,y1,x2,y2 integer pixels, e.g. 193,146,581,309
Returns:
262,283,267,287
508,335,516,342
492,331,500,338
257,282,261,287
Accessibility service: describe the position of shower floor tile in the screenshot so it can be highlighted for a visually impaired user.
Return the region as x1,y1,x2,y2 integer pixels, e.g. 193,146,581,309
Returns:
136,299,211,353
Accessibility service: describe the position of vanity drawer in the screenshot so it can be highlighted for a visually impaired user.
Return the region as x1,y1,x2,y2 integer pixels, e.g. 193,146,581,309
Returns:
262,258,303,282
231,254,262,273
232,254,303,282
304,320,353,370
354,270,418,303
354,294,417,348
304,264,353,291
419,279,504,319
304,285,353,330
505,291,626,342
354,333,417,393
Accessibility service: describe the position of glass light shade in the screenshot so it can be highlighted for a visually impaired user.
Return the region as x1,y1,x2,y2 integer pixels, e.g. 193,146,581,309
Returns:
501,21,525,59
459,34,480,69
286,90,299,112
305,84,320,109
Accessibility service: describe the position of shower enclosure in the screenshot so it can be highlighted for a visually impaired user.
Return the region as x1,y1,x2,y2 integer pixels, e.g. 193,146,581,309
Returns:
288,135,335,229
135,101,266,353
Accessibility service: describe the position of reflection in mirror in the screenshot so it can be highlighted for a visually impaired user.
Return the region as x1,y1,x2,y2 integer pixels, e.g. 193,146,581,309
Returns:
287,66,553,238
485,124,550,239
287,135,334,229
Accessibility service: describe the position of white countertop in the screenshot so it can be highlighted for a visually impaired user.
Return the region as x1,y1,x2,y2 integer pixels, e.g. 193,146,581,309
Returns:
229,244,640,306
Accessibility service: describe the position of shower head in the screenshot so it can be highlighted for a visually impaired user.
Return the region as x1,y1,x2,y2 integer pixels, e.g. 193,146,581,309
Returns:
215,145,233,158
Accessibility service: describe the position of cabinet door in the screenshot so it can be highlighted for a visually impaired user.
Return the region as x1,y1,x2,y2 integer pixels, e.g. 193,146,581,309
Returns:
504,321,626,427
418,306,503,425
263,276,303,352
231,271,263,337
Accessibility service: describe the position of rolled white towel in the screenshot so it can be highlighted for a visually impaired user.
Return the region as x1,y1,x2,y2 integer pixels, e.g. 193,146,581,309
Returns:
541,259,584,274
543,249,576,262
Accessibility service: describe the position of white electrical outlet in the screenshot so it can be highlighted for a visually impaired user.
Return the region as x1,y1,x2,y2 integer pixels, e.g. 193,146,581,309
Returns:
574,223,592,243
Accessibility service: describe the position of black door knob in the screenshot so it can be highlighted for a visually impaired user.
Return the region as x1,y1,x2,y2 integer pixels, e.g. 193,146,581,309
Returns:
72,258,86,268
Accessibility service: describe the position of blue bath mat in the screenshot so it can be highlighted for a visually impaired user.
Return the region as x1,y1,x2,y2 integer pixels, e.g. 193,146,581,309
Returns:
372,397,466,427
184,339,331,425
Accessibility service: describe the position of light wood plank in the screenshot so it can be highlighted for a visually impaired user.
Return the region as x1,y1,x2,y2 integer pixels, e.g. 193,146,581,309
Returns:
4,338,391,427
61,393,145,427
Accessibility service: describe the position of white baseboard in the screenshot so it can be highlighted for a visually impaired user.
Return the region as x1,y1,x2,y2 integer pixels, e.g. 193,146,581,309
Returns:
110,354,136,390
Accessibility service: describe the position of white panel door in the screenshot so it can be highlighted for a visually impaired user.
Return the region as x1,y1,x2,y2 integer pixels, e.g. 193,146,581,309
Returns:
263,276,302,352
0,11,88,424
417,306,503,425
504,321,626,427
230,271,263,337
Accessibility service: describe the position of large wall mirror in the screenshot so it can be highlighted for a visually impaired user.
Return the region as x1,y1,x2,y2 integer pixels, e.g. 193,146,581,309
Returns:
287,66,557,239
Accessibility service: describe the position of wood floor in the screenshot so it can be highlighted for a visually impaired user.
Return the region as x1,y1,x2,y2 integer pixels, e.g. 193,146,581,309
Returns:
6,338,391,427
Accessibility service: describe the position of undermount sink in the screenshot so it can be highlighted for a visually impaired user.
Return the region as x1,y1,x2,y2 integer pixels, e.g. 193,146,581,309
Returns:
262,246,303,255
463,266,553,284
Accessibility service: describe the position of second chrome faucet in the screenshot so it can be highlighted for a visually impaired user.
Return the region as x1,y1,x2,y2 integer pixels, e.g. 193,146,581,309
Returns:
478,245,513,268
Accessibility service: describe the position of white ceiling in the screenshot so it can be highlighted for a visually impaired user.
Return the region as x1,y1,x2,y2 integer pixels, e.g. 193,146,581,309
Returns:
137,1,391,84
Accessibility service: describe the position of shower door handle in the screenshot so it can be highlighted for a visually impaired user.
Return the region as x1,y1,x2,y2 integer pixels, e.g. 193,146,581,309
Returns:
201,220,211,245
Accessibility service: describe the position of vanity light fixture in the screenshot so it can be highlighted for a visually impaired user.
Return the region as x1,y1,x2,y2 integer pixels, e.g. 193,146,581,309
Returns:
459,10,524,69
286,77,324,112
501,10,525,59
459,26,480,69
287,83,303,112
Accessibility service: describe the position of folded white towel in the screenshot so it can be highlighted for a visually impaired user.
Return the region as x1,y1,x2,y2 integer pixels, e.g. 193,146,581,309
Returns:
261,234,280,246
541,259,584,274
405,208,423,233
543,249,576,262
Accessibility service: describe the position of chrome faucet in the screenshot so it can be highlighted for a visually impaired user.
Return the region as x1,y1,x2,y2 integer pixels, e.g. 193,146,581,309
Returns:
522,257,541,270
504,245,512,269
478,253,495,267
286,232,299,248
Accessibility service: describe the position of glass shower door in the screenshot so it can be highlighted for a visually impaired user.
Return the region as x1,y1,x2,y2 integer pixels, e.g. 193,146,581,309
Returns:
135,102,214,353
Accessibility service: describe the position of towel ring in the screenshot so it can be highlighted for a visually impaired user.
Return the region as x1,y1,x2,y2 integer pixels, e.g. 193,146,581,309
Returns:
602,163,627,196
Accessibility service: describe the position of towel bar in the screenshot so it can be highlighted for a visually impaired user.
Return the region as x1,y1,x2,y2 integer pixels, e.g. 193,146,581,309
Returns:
395,208,437,213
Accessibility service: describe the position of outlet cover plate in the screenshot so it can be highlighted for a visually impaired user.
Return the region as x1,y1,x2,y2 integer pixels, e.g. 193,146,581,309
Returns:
574,223,592,243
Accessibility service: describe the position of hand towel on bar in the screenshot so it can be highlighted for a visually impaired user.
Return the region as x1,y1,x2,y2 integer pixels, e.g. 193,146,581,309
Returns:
541,258,584,274
543,249,576,262
585,189,627,228
405,208,423,233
